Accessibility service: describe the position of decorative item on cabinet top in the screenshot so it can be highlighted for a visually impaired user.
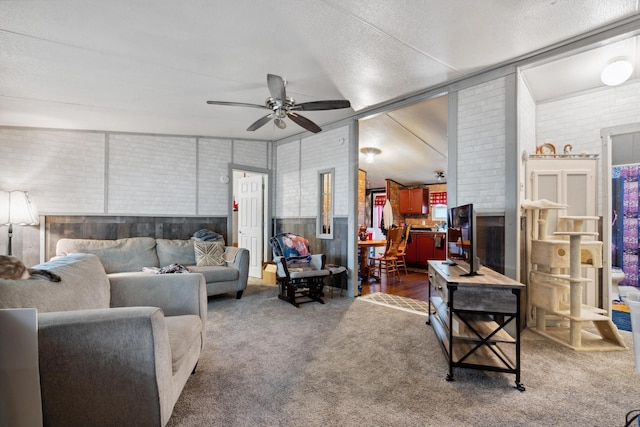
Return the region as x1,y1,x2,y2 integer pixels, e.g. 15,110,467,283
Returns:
528,143,598,160
535,143,556,156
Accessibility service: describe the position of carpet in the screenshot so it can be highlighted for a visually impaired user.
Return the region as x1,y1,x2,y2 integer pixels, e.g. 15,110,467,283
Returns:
358,291,431,317
167,284,639,427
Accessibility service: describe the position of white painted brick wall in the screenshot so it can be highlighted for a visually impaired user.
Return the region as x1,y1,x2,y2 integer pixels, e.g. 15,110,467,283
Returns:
0,128,274,217
0,129,105,213
300,127,350,217
198,138,232,215
233,139,268,169
457,77,506,210
536,80,640,154
108,134,197,215
518,76,537,201
275,140,301,217
274,126,350,219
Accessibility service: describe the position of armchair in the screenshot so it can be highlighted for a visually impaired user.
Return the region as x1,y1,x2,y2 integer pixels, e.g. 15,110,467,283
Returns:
269,233,330,307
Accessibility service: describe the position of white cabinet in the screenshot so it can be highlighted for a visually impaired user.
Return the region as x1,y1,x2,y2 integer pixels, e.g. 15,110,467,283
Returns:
525,158,599,313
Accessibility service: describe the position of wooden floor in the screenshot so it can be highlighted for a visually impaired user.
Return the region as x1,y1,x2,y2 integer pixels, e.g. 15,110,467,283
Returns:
359,268,431,301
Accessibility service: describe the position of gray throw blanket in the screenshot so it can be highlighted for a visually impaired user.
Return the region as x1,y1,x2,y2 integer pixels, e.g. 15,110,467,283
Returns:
191,229,225,243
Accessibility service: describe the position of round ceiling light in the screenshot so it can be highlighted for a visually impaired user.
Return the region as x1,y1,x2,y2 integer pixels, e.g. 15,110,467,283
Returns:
360,147,381,163
601,58,633,86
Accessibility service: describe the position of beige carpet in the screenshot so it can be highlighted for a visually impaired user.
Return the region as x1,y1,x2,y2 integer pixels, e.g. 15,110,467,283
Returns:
359,291,431,317
167,284,640,427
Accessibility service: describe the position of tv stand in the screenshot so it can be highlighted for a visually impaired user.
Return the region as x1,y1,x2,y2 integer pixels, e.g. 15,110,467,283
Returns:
427,260,525,391
460,271,482,277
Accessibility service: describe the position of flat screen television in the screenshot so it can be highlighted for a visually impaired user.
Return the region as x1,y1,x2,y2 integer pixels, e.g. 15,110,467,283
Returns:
447,203,481,276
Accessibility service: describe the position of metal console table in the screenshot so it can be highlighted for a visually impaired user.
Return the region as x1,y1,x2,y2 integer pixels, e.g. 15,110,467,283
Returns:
427,260,526,391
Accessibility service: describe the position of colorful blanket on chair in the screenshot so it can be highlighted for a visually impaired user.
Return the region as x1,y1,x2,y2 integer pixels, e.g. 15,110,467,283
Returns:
270,233,312,263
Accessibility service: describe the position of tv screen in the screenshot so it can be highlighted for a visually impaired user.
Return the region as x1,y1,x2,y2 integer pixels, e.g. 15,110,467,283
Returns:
448,203,481,276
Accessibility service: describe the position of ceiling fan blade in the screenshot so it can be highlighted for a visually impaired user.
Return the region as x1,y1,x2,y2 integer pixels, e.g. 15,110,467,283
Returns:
206,100,268,110
267,74,286,101
246,114,273,131
295,100,351,111
287,112,322,133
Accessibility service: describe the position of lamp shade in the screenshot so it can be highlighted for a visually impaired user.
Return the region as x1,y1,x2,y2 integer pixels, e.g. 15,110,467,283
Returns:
0,190,39,225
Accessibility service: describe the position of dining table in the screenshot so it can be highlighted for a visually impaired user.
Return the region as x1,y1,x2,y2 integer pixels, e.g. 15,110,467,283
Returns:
357,239,388,286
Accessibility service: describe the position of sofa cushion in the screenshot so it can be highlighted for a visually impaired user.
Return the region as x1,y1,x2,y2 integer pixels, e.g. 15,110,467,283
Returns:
56,237,159,274
165,314,202,374
187,265,239,283
156,239,196,267
194,241,225,266
0,253,110,312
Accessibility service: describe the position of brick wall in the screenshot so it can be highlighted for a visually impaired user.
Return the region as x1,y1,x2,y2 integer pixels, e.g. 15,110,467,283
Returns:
0,128,270,259
199,138,233,215
358,169,366,225
274,139,301,218
536,80,640,155
274,126,350,218
108,134,197,215
386,180,403,227
536,79,640,214
0,129,106,213
457,77,507,210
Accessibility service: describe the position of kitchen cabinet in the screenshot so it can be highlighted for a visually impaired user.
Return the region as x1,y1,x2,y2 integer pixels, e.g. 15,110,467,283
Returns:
399,188,429,215
406,232,446,267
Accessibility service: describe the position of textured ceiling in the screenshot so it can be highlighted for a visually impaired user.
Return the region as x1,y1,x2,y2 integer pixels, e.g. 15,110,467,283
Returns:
1,1,639,188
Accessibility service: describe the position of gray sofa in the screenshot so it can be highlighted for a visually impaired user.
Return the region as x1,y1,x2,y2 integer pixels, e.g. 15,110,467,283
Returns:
56,237,250,299
0,253,207,427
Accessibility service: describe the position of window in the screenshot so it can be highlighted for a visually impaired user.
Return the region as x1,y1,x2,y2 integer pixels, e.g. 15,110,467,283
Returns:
318,168,334,239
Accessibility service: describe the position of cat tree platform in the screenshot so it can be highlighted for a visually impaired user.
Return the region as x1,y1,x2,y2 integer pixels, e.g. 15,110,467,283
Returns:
528,215,626,352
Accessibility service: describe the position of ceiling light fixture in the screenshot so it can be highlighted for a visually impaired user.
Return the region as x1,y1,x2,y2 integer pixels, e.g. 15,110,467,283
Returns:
601,58,633,86
360,147,381,164
274,117,286,129
435,170,445,182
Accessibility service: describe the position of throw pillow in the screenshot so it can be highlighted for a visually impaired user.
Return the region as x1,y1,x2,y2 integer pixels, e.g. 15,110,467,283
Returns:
194,242,225,266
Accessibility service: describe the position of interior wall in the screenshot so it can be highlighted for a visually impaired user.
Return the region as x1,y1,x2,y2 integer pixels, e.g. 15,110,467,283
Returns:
456,76,508,211
536,80,640,215
273,125,352,269
0,127,270,262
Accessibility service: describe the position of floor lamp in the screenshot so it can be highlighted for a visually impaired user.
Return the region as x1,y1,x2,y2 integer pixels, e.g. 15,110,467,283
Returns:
0,190,39,256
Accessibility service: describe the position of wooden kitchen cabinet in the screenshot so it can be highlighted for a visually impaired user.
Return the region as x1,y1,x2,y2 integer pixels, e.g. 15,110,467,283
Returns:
406,232,446,267
405,235,418,264
399,188,429,215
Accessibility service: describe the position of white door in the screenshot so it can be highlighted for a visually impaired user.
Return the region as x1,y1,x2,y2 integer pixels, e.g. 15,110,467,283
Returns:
238,174,263,278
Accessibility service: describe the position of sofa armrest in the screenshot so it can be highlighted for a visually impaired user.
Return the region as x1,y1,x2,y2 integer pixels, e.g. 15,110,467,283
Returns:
108,272,207,324
38,307,174,427
225,246,249,290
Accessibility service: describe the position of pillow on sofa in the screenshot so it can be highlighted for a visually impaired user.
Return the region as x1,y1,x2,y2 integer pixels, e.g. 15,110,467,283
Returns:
156,239,197,266
194,242,225,266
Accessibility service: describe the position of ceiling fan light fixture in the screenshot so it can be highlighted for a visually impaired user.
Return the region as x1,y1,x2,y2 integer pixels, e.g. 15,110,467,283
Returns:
435,170,445,182
274,117,286,129
360,147,381,164
601,58,633,86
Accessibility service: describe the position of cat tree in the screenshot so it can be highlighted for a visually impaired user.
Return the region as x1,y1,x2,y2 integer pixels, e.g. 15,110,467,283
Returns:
525,201,626,351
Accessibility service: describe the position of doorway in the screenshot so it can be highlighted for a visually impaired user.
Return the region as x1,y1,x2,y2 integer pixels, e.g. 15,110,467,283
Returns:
602,123,640,315
231,168,269,278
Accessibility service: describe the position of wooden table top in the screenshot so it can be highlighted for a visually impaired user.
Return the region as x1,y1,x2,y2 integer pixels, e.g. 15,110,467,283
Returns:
357,239,387,248
428,260,524,289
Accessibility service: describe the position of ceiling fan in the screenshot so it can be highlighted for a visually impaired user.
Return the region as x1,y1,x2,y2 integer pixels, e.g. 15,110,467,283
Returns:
206,74,351,134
